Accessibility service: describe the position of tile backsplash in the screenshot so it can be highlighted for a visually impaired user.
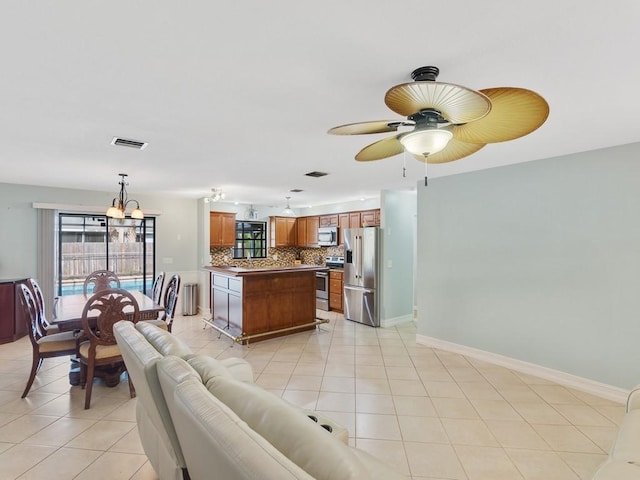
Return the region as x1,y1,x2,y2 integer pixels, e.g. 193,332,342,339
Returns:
210,245,343,268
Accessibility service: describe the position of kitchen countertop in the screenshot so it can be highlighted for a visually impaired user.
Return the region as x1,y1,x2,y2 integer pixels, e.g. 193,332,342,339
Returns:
203,264,328,276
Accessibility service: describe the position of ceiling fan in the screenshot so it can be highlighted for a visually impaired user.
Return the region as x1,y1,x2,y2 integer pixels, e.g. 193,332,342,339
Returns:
328,66,549,165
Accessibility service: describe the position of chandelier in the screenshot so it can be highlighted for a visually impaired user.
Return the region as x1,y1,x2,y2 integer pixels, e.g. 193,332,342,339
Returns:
106,173,144,220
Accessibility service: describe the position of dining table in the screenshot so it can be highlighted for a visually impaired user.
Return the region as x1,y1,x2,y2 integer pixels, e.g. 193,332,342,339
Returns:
53,290,165,387
53,290,165,332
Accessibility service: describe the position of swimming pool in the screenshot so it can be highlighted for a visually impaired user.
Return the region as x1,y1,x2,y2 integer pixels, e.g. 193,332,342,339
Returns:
60,279,152,296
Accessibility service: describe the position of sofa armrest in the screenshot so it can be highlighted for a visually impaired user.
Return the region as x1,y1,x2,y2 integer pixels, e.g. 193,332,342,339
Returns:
627,386,640,412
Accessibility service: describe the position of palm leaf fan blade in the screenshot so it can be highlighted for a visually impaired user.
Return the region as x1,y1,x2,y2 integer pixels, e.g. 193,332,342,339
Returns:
453,87,549,144
355,136,405,161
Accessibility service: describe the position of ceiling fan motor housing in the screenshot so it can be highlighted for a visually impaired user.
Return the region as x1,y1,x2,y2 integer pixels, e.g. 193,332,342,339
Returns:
411,66,440,82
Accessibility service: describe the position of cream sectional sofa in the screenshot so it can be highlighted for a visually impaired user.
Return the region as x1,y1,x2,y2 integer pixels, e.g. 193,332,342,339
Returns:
114,321,406,480
592,386,640,479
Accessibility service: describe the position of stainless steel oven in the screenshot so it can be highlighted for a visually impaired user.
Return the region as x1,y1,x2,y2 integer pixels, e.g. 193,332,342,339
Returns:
315,271,329,311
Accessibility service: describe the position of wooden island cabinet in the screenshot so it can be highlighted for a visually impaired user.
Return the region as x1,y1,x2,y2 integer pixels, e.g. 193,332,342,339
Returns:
204,265,328,344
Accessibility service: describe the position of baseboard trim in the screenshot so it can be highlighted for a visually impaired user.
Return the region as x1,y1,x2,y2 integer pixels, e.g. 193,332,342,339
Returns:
416,334,628,404
381,314,413,328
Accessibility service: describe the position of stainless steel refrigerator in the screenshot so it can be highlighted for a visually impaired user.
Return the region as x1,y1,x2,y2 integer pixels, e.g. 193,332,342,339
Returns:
343,227,380,327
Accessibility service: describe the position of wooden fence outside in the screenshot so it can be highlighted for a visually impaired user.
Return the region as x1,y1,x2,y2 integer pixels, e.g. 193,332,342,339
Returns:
61,243,151,281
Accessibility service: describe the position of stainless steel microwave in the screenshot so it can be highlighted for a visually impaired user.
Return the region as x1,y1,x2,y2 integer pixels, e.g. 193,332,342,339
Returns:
318,226,338,246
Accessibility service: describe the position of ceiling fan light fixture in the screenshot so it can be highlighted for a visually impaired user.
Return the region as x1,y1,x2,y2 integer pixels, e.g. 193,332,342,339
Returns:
400,129,453,157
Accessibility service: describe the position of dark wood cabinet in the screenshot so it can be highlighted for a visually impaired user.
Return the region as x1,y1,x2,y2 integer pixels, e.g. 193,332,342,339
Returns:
0,279,29,344
329,270,343,312
210,212,236,247
270,216,297,247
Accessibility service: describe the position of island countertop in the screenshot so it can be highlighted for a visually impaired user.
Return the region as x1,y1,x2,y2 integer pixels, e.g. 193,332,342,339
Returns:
203,264,328,276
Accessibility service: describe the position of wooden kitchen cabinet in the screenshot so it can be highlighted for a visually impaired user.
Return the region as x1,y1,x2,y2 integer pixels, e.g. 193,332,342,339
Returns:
270,216,297,247
297,216,320,247
329,270,343,312
306,216,319,246
338,213,349,230
210,212,236,247
361,209,380,227
319,214,338,227
349,212,361,228
208,267,319,344
296,217,307,247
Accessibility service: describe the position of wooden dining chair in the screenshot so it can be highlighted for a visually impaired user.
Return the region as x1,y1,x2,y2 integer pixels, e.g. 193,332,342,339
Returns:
151,271,165,305
148,274,181,332
28,278,59,333
83,270,120,295
18,283,78,398
78,288,139,409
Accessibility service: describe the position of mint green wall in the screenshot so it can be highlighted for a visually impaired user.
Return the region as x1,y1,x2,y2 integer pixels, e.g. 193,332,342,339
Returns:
416,142,640,389
0,182,199,278
380,190,416,322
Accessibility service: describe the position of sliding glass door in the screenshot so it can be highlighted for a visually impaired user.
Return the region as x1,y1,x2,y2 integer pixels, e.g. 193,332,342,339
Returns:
57,214,156,296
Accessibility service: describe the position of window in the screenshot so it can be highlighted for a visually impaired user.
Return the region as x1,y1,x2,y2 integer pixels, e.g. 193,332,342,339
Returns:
233,221,267,259
57,213,156,296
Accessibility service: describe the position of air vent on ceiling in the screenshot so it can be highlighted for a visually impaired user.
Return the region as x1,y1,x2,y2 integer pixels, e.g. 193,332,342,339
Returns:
289,189,304,193
111,137,148,150
304,171,328,178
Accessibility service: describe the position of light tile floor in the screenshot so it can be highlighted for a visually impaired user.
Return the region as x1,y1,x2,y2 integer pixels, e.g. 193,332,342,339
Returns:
0,310,624,479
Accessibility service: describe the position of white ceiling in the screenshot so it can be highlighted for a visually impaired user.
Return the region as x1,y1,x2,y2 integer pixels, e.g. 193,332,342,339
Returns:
2,1,639,210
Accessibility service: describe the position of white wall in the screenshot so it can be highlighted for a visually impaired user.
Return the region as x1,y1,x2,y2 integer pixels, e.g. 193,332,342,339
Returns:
416,142,640,390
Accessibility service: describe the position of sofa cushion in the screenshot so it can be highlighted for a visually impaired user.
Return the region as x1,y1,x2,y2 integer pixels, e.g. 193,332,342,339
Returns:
160,369,314,480
188,355,254,385
206,375,369,480
218,357,255,383
187,355,234,379
136,321,193,358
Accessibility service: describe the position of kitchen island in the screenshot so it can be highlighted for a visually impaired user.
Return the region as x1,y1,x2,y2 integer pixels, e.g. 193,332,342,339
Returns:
203,265,329,344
